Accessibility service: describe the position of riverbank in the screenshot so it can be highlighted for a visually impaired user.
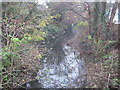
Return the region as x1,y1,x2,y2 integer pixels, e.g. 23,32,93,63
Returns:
3,23,118,89
5,27,70,89
68,24,119,88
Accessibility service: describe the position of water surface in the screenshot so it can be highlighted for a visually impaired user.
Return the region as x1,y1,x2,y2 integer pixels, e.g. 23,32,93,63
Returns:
37,30,86,88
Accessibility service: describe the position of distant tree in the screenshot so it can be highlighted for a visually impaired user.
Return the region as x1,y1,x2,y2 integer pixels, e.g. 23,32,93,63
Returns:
109,2,118,25
93,2,100,40
101,2,106,31
0,2,3,88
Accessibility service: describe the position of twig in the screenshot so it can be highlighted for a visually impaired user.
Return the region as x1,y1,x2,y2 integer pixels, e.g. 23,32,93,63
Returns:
2,82,26,89
107,73,111,88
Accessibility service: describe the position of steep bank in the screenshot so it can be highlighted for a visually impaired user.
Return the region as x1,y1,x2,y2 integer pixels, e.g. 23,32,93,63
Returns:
68,24,119,88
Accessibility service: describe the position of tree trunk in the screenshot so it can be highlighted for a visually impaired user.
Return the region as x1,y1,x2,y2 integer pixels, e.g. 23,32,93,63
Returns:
86,2,92,34
0,2,3,89
118,3,120,22
101,2,106,30
93,2,100,41
0,23,2,89
100,2,108,39
109,2,118,24
118,2,120,83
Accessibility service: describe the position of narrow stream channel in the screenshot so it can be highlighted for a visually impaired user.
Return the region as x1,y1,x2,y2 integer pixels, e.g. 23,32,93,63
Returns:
24,29,87,88
37,30,86,88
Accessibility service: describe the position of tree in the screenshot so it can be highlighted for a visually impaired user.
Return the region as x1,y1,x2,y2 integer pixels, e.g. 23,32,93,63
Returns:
93,2,100,40
0,2,3,88
109,2,118,25
1,2,58,88
118,3,120,22
101,2,107,31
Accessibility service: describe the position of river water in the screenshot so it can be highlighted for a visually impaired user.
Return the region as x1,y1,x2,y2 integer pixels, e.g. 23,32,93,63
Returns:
24,30,86,88
36,30,86,88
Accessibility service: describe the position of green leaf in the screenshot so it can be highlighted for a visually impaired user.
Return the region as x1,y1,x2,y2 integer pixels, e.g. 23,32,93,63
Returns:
37,54,42,59
11,38,20,43
3,75,9,81
108,40,117,44
27,36,32,41
20,38,29,44
87,35,92,40
38,37,44,41
102,54,112,59
112,78,120,85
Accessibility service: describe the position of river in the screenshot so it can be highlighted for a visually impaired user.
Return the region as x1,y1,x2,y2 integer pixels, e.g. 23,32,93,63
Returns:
24,29,87,88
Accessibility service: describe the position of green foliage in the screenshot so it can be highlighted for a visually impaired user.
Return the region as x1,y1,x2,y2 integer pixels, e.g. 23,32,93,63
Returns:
87,35,92,40
108,40,117,44
44,24,60,34
1,71,19,84
20,38,29,44
53,13,63,21
11,38,20,43
0,48,18,67
3,75,9,81
112,78,120,86
1,2,61,72
31,31,46,41
102,54,112,59
39,15,58,28
74,21,88,29
1,2,71,88
96,40,103,45
0,50,11,67
77,21,88,26
76,21,88,27
37,54,43,59
11,38,20,51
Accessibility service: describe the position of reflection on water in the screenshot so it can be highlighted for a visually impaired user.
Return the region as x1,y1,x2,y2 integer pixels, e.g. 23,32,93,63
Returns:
37,30,86,88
